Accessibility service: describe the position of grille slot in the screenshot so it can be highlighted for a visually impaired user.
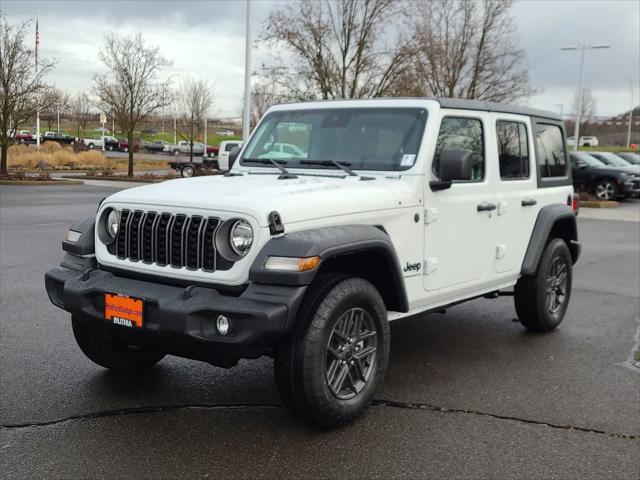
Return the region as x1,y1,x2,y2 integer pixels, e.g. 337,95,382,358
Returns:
112,210,230,272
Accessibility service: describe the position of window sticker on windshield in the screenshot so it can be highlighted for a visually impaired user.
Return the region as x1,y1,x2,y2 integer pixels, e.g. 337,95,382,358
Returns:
401,154,416,167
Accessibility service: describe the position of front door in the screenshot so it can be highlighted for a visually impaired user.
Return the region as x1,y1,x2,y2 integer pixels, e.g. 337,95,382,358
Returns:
424,114,496,293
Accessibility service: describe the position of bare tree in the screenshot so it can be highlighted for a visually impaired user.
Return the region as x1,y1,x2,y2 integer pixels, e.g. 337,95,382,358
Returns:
71,90,91,138
93,32,172,176
571,88,596,133
0,17,56,175
40,86,70,132
410,0,533,102
175,77,213,161
259,0,415,100
250,78,289,126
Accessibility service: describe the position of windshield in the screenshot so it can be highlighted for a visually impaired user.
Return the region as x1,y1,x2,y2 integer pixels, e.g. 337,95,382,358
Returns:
572,152,605,167
240,108,428,171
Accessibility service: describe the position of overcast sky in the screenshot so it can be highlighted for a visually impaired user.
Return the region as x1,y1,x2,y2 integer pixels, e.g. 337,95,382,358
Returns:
3,0,639,118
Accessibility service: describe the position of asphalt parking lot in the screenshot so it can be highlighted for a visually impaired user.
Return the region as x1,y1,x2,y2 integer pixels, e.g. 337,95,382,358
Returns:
1,184,638,479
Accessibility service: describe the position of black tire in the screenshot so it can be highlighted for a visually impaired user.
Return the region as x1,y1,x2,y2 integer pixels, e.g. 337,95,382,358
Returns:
274,275,390,428
72,317,165,372
514,238,573,332
173,149,180,156
594,179,617,200
88,143,94,149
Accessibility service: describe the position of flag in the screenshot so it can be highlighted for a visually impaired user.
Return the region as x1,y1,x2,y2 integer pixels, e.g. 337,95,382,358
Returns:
35,17,39,68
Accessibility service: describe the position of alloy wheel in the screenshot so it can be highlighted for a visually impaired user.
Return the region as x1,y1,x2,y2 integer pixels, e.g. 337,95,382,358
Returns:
596,181,615,200
546,256,568,315
325,307,378,400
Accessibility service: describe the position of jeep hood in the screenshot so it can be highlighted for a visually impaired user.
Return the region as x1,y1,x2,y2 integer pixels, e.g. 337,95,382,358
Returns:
104,172,417,226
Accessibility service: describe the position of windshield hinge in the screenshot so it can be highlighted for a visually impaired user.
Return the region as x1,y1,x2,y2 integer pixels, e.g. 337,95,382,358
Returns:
268,211,285,235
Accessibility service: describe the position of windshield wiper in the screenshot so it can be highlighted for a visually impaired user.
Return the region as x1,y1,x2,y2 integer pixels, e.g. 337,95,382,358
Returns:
243,158,297,179
299,160,357,177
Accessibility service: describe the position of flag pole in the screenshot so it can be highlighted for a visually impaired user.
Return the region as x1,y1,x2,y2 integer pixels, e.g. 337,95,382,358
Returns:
35,7,40,147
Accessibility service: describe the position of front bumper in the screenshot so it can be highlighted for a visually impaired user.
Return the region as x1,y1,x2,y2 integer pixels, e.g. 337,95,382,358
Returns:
622,179,640,197
45,266,306,366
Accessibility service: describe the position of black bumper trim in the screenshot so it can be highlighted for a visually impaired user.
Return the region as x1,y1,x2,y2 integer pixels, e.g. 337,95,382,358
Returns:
44,267,306,365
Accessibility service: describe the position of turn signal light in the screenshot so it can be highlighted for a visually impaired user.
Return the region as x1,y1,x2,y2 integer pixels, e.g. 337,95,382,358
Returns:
264,256,321,272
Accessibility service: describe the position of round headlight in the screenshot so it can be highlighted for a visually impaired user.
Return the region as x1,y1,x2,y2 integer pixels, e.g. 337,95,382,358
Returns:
229,219,253,256
106,209,120,239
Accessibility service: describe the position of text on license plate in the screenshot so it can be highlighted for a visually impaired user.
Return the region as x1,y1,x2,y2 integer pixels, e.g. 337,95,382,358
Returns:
105,293,143,328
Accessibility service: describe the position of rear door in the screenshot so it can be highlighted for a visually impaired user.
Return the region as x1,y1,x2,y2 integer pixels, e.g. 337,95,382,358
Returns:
492,115,539,274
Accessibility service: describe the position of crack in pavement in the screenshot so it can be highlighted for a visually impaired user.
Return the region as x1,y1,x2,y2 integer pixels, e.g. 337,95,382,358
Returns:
1,400,638,440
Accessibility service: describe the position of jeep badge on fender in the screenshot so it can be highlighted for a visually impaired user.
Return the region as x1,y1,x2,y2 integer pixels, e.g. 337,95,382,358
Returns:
45,98,580,428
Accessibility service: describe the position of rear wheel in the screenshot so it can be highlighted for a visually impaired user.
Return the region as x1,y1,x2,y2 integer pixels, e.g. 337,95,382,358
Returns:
181,165,195,178
88,143,94,149
173,149,180,156
274,276,390,428
72,317,165,372
515,238,573,332
595,179,617,200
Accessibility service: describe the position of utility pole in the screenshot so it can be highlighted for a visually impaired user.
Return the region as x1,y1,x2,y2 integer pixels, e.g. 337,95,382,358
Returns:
627,79,634,148
56,104,60,133
173,117,177,145
561,44,611,151
242,0,252,142
204,115,208,157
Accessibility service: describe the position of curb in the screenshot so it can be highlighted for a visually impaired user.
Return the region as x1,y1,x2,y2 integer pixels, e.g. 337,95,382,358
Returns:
580,200,619,208
0,179,85,186
61,175,169,183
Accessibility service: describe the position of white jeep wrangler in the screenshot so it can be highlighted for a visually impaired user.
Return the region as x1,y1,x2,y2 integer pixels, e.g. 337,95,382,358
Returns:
45,98,580,428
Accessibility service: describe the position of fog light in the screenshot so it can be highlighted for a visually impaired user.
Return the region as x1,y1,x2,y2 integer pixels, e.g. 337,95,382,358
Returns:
65,230,81,243
216,315,230,335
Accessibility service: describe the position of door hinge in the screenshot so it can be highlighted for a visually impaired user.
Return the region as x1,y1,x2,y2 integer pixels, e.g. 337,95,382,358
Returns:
424,208,438,224
497,201,508,215
496,245,507,259
424,258,438,274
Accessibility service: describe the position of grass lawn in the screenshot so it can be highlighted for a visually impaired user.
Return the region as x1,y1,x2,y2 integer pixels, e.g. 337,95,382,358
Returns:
578,146,639,153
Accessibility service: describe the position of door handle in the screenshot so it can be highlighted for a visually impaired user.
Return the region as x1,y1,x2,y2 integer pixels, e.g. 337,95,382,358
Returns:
477,202,497,212
521,198,537,207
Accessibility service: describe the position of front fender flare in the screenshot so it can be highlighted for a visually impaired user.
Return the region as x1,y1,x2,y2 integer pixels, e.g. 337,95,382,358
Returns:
249,225,408,311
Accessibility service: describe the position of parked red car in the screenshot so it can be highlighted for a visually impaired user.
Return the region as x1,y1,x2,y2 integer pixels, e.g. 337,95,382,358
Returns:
206,145,219,158
14,131,34,143
117,138,139,152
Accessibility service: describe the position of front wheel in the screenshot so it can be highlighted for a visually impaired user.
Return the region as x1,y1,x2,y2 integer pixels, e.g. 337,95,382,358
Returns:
514,238,573,332
173,149,180,156
72,317,165,372
274,276,390,428
595,179,617,200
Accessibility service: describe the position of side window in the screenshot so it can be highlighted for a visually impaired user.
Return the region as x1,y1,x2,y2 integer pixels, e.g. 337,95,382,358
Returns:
536,123,567,177
433,117,485,181
496,121,529,179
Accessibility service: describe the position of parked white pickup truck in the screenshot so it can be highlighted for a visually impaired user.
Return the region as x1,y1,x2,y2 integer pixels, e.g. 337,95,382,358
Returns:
164,140,205,156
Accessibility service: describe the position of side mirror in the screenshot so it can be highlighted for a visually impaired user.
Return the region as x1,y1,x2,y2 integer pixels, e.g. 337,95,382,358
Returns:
228,146,241,168
430,148,474,191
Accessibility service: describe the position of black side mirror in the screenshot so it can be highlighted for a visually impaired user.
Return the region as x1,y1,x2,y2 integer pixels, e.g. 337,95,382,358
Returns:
430,148,474,191
228,146,241,168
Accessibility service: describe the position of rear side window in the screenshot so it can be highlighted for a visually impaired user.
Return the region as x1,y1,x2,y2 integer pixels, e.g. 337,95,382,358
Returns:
433,117,485,181
536,123,567,177
496,121,529,179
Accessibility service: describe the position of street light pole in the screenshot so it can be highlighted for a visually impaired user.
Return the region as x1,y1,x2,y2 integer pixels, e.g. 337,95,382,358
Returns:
561,44,611,151
627,78,634,148
242,0,252,142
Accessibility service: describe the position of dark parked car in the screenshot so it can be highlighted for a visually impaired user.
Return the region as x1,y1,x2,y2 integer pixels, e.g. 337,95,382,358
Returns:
588,151,640,174
615,152,640,165
570,151,640,200
43,131,76,144
142,139,169,153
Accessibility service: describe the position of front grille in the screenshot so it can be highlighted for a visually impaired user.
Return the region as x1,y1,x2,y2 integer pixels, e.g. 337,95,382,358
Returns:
110,209,231,272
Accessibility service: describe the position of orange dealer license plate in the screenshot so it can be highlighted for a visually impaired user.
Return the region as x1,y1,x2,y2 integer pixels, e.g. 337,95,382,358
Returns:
105,293,144,328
